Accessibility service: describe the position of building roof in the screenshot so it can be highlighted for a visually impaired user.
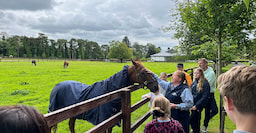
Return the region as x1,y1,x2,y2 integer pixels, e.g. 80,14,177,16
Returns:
150,50,177,57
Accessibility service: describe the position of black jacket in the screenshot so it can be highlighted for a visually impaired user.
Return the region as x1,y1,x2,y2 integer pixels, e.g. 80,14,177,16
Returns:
190,79,210,110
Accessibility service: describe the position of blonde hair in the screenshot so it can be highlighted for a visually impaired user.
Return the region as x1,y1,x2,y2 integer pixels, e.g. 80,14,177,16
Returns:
194,68,208,92
151,96,170,117
175,70,190,89
217,66,256,114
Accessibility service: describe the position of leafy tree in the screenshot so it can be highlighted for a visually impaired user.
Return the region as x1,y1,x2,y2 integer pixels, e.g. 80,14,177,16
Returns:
132,42,144,59
145,43,160,58
167,0,256,75
191,38,237,63
56,39,67,58
122,36,131,48
90,41,103,59
6,36,20,57
100,44,110,59
69,38,77,59
0,40,10,56
49,39,57,58
107,41,133,62
77,39,86,59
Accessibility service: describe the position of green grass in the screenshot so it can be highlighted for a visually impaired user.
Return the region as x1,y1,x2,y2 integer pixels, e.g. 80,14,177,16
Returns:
0,60,236,132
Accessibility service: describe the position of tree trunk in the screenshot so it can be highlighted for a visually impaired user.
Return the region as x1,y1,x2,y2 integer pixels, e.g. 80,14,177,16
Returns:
218,33,225,133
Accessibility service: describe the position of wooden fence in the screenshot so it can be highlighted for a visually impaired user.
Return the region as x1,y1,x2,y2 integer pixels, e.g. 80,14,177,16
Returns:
44,85,151,133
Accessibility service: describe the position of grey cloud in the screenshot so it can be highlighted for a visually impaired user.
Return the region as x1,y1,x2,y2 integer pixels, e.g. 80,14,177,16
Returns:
0,0,178,50
0,0,55,11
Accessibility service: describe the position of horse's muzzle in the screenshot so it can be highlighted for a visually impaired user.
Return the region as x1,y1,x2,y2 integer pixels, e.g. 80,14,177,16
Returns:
146,82,159,93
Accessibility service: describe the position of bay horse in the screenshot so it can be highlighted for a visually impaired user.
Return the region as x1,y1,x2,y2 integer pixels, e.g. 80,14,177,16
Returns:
32,60,36,66
64,60,69,68
48,58,159,133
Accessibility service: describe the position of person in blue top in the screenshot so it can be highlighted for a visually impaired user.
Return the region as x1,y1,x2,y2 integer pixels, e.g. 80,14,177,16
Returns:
147,69,193,133
189,68,210,133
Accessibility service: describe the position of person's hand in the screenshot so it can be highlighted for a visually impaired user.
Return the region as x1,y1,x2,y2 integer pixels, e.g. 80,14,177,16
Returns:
170,103,177,109
144,68,153,74
190,105,197,110
146,95,151,99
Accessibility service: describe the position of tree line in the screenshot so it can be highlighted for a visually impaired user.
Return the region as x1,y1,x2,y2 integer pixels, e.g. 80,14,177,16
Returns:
0,33,161,61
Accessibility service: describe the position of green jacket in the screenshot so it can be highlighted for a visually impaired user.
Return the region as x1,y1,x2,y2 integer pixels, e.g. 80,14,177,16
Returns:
204,67,216,93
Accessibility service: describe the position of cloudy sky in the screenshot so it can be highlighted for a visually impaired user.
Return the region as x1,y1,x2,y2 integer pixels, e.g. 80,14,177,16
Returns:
0,0,178,50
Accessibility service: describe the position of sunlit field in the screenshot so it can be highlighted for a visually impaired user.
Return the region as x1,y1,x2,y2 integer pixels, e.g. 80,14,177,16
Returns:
0,59,235,132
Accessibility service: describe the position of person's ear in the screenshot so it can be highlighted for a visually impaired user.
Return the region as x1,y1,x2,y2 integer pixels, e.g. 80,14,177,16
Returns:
224,96,234,111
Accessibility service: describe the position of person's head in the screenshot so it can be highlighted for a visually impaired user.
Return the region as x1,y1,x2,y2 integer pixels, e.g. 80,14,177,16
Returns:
0,105,49,133
177,63,184,71
172,70,186,84
193,67,205,80
160,72,168,81
194,67,207,92
198,58,208,71
151,96,170,118
217,66,256,123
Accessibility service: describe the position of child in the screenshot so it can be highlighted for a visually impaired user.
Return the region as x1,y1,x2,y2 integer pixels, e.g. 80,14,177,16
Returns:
144,96,185,133
217,66,256,133
142,85,164,107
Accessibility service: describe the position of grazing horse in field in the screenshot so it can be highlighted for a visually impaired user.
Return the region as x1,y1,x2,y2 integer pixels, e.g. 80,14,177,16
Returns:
64,60,69,68
32,60,36,66
48,58,159,133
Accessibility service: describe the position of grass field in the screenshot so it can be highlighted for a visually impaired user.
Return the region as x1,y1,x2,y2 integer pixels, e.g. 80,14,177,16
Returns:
0,59,236,132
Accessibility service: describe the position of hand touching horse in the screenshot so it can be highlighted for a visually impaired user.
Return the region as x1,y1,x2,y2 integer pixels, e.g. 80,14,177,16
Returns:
48,58,158,133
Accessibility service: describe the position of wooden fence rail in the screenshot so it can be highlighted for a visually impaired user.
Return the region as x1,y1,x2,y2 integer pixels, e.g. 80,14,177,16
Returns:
44,85,150,133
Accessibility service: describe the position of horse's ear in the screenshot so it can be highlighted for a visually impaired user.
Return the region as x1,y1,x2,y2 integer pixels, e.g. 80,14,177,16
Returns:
136,58,141,62
131,58,138,66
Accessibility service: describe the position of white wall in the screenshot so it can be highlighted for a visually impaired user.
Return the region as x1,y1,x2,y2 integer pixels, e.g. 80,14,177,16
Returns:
151,56,166,62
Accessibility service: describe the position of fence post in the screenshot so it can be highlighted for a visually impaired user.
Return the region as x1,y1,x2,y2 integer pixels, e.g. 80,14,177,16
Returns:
122,89,131,133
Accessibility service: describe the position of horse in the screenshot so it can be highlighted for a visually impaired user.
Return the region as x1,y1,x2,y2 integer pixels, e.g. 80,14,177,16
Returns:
64,60,69,68
32,60,36,66
48,58,159,133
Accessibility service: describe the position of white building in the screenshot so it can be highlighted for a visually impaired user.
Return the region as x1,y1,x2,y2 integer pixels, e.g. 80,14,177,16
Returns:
150,50,176,62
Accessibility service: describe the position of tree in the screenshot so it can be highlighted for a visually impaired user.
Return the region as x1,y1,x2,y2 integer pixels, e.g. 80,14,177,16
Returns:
77,39,86,59
122,36,131,48
90,41,103,59
167,1,256,132
168,0,255,71
69,38,77,59
107,41,133,62
100,44,110,59
132,42,144,59
0,40,10,56
145,43,160,58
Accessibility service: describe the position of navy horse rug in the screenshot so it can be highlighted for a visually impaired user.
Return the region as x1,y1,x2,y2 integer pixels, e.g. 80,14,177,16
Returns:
48,65,130,125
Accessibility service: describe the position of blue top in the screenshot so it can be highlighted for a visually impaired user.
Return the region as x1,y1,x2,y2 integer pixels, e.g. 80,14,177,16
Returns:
153,73,193,111
233,130,251,133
